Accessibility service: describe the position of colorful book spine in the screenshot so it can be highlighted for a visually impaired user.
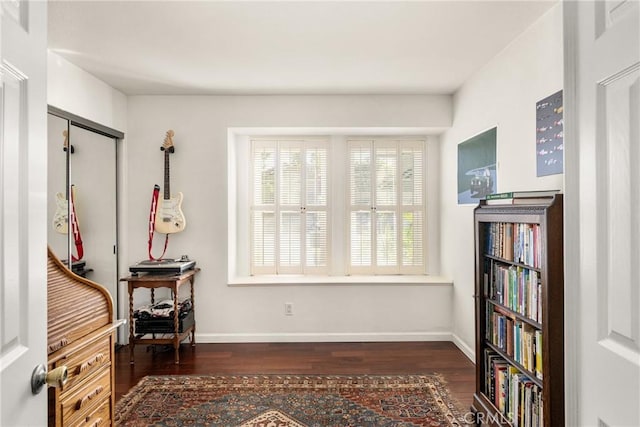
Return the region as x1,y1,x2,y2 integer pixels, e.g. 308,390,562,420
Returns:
489,263,541,323
483,351,544,426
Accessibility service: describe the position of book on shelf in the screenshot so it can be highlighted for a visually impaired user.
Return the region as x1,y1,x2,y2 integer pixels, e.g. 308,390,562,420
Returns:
486,197,556,206
485,190,560,205
485,190,560,200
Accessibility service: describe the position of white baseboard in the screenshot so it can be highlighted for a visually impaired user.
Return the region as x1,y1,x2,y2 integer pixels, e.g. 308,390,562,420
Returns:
196,331,454,343
451,333,475,362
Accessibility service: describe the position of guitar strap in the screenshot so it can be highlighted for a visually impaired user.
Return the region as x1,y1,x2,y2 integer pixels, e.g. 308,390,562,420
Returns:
148,184,169,260
70,185,84,262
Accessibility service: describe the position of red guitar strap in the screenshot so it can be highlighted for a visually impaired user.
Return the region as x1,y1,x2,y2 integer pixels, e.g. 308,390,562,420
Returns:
148,184,169,260
70,186,84,262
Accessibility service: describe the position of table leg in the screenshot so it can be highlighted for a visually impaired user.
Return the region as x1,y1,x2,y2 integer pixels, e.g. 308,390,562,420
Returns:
129,283,135,364
190,278,196,346
173,287,179,364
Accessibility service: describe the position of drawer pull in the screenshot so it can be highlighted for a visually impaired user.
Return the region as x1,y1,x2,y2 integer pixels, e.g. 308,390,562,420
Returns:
89,417,102,427
78,353,105,374
48,337,69,353
76,385,104,410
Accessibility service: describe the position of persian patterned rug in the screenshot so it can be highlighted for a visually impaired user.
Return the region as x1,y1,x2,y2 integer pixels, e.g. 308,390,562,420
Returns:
115,374,470,426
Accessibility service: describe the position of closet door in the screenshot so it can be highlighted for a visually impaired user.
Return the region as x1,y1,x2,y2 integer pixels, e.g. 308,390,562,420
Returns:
69,124,118,307
47,112,120,324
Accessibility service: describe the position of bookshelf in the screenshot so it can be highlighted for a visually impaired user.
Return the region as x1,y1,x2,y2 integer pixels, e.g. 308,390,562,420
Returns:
472,195,564,426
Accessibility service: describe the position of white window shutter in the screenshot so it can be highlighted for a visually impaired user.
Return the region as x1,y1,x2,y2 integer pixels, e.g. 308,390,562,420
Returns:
375,143,397,208
350,210,372,268
347,139,426,275
399,142,425,273
305,211,327,268
251,211,276,271
374,142,399,273
251,139,330,275
251,137,424,276
279,211,301,271
401,210,424,269
305,147,327,207
250,142,277,274
400,143,423,206
348,141,373,273
277,142,302,273
304,146,328,273
279,143,302,207
252,143,276,206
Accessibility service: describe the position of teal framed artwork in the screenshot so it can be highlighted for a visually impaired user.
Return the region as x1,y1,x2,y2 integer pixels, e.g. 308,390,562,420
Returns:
457,127,497,204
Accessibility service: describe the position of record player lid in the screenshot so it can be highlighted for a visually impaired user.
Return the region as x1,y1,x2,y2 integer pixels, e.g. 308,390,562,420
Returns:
129,258,196,274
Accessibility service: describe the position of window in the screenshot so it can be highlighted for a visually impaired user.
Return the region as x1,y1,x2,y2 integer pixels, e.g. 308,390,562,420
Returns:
251,139,329,274
348,139,425,274
248,135,427,277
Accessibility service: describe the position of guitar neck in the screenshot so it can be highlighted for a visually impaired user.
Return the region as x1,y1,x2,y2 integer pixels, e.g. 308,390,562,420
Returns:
164,151,171,200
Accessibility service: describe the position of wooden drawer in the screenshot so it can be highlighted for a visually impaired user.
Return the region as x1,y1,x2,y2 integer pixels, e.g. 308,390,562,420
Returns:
69,399,111,427
60,366,111,426
53,335,111,394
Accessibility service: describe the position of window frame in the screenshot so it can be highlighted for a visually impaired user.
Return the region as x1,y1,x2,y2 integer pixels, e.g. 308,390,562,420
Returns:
239,133,434,280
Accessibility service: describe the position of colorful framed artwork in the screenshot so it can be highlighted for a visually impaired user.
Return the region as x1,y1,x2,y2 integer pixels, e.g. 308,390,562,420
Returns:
536,90,563,176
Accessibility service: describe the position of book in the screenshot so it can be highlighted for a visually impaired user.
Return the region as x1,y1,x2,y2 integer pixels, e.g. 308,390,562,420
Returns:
535,330,543,380
485,190,560,200
486,197,556,206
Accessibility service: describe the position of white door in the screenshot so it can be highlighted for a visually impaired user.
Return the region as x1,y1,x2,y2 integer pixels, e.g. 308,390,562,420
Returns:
564,1,640,426
0,1,49,426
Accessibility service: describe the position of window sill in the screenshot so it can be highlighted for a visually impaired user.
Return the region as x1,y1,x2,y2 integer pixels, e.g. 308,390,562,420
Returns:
228,275,453,287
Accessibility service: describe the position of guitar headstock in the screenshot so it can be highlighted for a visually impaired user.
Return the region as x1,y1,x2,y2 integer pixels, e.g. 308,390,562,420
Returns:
161,129,175,153
62,130,75,153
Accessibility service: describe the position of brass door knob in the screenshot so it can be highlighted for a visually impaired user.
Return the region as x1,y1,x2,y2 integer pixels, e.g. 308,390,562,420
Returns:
31,364,68,394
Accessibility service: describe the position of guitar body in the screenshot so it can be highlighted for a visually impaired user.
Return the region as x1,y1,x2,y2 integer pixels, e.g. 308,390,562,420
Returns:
52,192,68,234
154,192,186,234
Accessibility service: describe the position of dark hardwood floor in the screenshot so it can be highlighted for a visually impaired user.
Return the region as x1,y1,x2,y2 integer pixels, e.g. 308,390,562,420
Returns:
115,341,475,410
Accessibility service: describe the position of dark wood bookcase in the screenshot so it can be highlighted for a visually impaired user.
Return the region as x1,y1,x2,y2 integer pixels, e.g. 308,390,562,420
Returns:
472,195,564,426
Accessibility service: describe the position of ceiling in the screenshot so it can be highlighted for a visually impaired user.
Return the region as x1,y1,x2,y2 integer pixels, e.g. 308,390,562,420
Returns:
48,1,557,96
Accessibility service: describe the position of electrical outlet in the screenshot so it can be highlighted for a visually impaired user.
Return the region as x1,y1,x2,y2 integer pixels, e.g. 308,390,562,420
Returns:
284,302,293,316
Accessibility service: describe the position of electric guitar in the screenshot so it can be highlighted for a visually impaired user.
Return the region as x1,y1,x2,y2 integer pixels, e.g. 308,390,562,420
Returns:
53,184,84,261
53,191,69,234
154,130,186,234
53,130,70,234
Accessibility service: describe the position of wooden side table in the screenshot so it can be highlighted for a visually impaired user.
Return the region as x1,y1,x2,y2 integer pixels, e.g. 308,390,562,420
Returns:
120,268,200,364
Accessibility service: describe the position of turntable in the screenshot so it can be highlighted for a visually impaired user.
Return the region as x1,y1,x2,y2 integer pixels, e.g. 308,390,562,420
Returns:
129,256,196,275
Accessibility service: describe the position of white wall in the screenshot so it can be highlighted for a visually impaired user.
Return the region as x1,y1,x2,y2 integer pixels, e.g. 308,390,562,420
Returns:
127,95,457,342
440,4,564,356
47,51,127,131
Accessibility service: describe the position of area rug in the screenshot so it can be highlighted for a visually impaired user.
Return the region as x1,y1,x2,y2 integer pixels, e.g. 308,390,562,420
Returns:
115,374,470,426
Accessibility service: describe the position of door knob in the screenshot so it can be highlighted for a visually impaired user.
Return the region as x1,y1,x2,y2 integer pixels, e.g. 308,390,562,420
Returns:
31,364,68,395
